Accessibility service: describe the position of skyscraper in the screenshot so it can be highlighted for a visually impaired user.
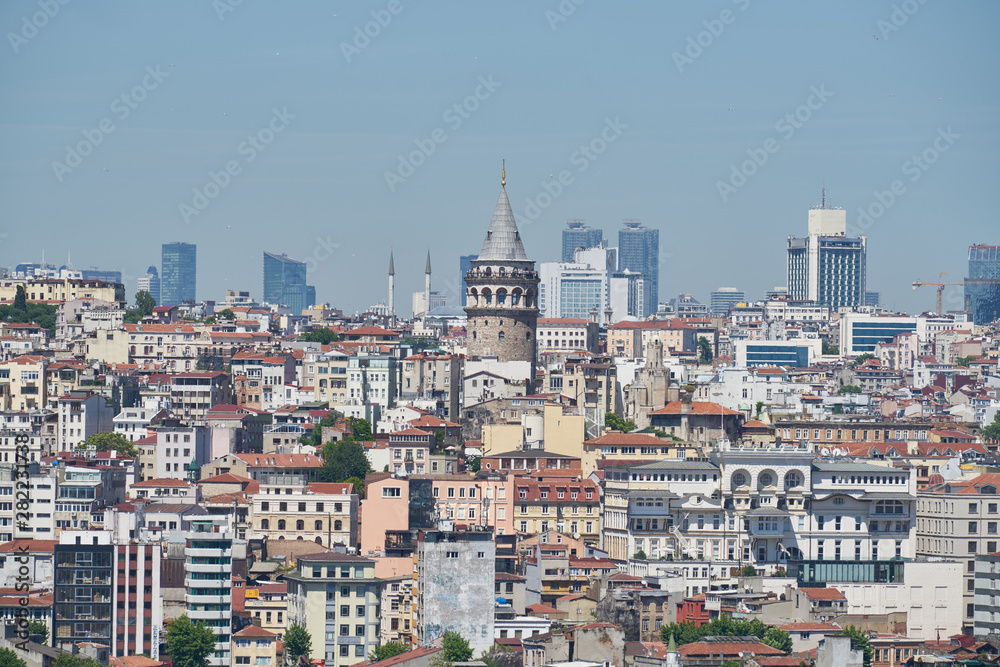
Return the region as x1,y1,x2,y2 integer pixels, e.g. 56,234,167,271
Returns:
161,242,197,306
786,202,866,309
562,221,603,262
965,244,1000,325
137,265,160,305
710,287,745,316
618,221,659,315
263,252,315,315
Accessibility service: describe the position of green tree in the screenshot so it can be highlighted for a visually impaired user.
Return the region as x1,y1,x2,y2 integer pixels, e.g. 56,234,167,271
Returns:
955,356,976,367
605,412,637,433
52,655,103,667
632,550,647,560
369,642,409,662
852,353,876,365
762,627,793,653
135,290,156,316
841,626,873,667
698,336,713,364
821,340,839,355
283,624,312,664
301,411,343,448
319,440,373,483
0,648,27,667
740,565,757,576
838,385,862,394
27,619,48,643
441,631,473,662
347,416,373,441
13,285,27,312
300,327,340,344
344,475,366,500
754,401,764,419
981,412,1000,441
77,431,138,458
165,615,218,667
468,456,481,473
215,308,236,321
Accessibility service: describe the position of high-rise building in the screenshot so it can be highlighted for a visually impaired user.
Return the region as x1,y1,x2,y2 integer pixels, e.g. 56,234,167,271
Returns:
539,262,606,323
464,168,539,368
964,244,1000,325
561,221,603,262
864,291,880,307
138,265,161,305
161,242,197,307
263,252,315,315
786,203,866,309
184,519,235,667
618,221,659,315
54,534,114,651
459,254,477,307
709,287,745,316
609,269,649,321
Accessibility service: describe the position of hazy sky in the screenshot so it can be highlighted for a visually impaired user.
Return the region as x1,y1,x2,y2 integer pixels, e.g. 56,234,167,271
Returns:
2,1,997,316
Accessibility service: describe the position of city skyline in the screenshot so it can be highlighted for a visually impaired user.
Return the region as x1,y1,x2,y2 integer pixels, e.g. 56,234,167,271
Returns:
1,2,997,315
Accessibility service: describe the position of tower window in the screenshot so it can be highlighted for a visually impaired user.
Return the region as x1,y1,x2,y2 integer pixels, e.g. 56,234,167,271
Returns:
498,331,505,341
526,331,531,340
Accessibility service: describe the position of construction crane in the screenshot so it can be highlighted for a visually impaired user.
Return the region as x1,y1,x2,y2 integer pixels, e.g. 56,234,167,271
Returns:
912,272,964,314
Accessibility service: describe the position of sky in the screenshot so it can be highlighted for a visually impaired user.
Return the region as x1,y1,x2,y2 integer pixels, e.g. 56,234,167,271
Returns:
1,1,997,317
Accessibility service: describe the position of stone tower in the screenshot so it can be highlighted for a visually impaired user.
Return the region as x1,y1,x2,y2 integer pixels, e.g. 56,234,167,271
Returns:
464,166,540,369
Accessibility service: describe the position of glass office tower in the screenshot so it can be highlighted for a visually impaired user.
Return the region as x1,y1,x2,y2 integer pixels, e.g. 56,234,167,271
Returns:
161,242,196,306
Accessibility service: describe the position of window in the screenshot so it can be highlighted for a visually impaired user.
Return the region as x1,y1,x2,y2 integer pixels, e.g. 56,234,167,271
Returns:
382,487,401,498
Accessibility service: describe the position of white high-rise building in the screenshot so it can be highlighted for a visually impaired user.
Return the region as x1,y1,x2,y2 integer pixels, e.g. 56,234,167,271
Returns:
184,517,236,667
787,200,867,309
539,244,617,325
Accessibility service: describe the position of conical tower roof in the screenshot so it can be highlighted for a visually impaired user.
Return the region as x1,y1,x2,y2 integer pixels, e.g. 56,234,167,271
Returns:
478,186,529,262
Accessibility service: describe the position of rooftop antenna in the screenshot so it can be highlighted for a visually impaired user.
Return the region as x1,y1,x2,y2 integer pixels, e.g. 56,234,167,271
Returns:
501,159,506,188
821,186,826,208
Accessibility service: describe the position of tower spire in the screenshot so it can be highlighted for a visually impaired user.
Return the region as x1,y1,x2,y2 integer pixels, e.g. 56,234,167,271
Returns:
501,159,505,188
388,250,395,276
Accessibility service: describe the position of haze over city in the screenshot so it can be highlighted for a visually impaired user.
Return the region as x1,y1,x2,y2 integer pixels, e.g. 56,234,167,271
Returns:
2,1,998,314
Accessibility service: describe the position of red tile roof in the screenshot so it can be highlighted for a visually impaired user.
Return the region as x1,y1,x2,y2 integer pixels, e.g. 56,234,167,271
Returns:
679,639,784,658
0,539,57,554
234,625,277,638
651,401,740,416
801,587,846,601
131,478,192,487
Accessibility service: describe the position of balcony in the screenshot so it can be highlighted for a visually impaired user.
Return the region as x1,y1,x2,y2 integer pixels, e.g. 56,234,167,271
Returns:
186,563,231,574
185,594,230,605
187,547,233,558
187,609,228,621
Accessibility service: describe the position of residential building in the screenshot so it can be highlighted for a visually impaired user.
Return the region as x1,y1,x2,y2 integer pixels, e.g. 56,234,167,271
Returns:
0,355,47,412
0,277,126,308
161,242,197,307
609,269,650,321
536,318,599,355
251,479,357,548
510,476,601,543
974,551,1000,636
232,625,279,667
53,532,114,651
184,517,236,667
243,582,288,637
414,529,495,653
618,221,659,315
57,391,114,453
170,372,233,425
285,552,382,667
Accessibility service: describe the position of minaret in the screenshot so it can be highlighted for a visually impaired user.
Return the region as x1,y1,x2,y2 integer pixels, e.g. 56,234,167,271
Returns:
464,162,540,384
665,633,679,667
388,250,395,321
424,249,432,317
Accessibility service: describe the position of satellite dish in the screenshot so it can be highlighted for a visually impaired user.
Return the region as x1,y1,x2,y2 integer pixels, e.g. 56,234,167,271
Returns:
820,448,831,456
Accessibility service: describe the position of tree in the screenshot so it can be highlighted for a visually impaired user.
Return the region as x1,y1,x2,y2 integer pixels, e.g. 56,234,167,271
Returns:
740,565,757,576
821,340,838,355
135,290,156,316
981,412,1000,442
698,336,713,364
441,631,473,662
13,285,27,312
838,385,862,394
52,656,103,667
468,456,481,473
283,624,312,664
347,416,373,441
77,432,138,458
605,412,637,433
302,411,343,449
632,550,647,560
762,627,793,653
28,619,48,643
319,440,372,483
300,327,339,344
0,648,27,667
369,642,409,662
215,308,236,321
841,626,873,667
852,353,876,365
956,355,976,367
344,475,366,500
754,401,764,419
164,616,218,667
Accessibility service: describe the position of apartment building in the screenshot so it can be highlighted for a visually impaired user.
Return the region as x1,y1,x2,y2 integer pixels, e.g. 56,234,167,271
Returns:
232,625,279,667
250,479,357,548
169,372,233,425
57,391,114,453
917,473,1000,634
510,476,601,543
536,318,599,355
305,350,350,406
184,518,237,667
0,277,125,307
0,355,47,411
285,552,382,667
399,353,463,420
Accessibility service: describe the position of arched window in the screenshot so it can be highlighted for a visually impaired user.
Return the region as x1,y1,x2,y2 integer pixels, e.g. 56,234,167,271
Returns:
497,289,507,305
315,520,323,530
296,519,304,530
277,519,286,530
334,520,343,531
732,471,749,489
469,288,478,306
483,288,493,305
785,471,803,489
526,331,531,341
296,536,303,541
498,331,505,341
260,519,269,530
315,537,323,544
511,289,522,306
